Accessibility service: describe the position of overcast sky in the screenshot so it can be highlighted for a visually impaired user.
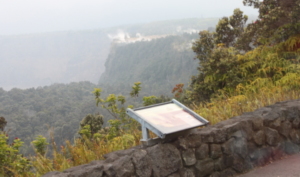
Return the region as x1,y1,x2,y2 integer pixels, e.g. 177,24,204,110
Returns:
0,0,259,35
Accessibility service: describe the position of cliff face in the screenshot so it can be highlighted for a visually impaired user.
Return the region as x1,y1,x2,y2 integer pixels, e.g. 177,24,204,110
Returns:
99,33,199,96
43,99,300,177
0,18,219,91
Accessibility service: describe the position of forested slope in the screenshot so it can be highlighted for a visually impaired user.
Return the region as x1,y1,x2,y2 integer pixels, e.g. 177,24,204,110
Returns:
0,18,219,91
0,33,202,156
0,82,98,154
99,33,199,96
2,1,299,175
0,81,141,155
0,23,209,156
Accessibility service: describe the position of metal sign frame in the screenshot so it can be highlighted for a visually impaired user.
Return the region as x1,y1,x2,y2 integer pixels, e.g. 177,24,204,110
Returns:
126,99,209,145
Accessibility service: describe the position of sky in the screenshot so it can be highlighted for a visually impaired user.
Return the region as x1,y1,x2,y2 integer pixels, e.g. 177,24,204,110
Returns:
0,0,259,35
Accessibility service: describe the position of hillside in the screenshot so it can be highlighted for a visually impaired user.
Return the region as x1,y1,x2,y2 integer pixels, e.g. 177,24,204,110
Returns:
0,18,219,91
99,33,199,96
0,17,220,162
0,82,99,154
0,33,202,156
2,1,300,176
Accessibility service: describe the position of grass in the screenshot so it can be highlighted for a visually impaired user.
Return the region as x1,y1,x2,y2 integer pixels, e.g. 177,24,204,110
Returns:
26,86,300,177
28,127,143,176
193,85,300,125
8,38,300,177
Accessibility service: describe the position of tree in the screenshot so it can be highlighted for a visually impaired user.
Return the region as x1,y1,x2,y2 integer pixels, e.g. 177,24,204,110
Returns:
0,117,7,131
188,4,300,102
189,44,243,102
172,83,184,98
192,30,214,64
130,81,141,106
190,22,245,102
78,114,104,138
214,8,248,48
0,119,31,176
31,135,49,156
188,9,255,102
92,85,135,140
238,0,300,50
143,95,157,106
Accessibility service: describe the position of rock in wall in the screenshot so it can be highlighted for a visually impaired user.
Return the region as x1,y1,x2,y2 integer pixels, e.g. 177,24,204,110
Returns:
43,99,300,177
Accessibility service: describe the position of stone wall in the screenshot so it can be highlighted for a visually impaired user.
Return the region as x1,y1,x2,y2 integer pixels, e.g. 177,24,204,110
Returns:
44,99,300,177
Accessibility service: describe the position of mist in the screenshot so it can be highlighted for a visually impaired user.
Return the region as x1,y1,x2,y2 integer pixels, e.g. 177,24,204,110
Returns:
0,0,270,165
0,0,258,35
0,0,259,90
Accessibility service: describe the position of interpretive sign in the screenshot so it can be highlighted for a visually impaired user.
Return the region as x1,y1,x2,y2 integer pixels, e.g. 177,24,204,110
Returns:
126,99,209,145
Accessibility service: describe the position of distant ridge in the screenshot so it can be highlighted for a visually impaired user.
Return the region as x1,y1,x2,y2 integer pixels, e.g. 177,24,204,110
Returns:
0,18,219,91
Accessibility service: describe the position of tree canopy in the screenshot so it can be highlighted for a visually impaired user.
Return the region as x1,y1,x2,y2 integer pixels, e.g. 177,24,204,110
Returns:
188,3,300,103
237,0,300,50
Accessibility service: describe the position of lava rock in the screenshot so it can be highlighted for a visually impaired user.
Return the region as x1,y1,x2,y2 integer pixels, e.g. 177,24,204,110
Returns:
195,144,209,160
214,157,225,171
272,143,286,160
265,127,279,146
210,172,220,177
253,130,265,146
132,149,152,177
210,144,222,159
219,168,236,177
147,143,182,177
290,129,300,144
198,129,214,143
195,158,214,177
284,141,300,154
234,138,248,159
43,171,70,177
250,117,264,131
279,121,292,138
249,147,272,166
179,168,195,177
103,155,134,177
182,149,196,166
293,118,300,128
221,138,234,155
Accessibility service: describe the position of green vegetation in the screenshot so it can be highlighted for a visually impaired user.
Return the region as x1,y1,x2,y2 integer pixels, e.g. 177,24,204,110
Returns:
1,1,300,176
237,0,300,51
0,82,100,156
187,2,300,122
192,42,300,124
0,117,7,131
188,5,300,103
78,114,104,139
0,83,146,176
99,33,199,96
0,18,220,91
0,32,199,158
0,124,32,177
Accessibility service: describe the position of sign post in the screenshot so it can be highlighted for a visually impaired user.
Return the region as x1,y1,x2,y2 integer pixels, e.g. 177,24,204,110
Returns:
126,99,209,145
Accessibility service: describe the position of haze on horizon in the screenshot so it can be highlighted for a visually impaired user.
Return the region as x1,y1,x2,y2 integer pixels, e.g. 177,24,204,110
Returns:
0,0,259,91
0,0,258,35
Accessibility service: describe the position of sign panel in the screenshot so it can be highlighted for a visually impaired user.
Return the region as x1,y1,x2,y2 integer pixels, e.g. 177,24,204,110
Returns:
126,99,209,145
135,103,204,134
